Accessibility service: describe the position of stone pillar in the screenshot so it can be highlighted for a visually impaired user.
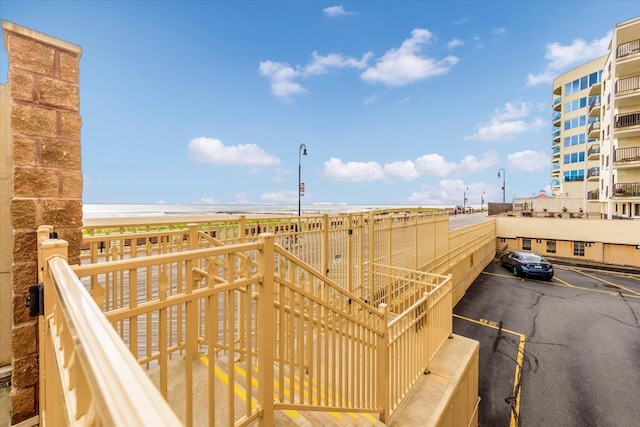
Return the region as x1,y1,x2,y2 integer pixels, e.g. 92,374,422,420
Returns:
2,21,82,424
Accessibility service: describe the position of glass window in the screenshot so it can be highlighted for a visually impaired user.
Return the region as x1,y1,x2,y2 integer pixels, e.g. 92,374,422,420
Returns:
571,135,578,145
589,72,598,86
580,97,587,108
571,117,579,128
579,133,586,144
634,204,640,216
574,242,585,256
522,238,532,251
580,76,588,90
571,153,578,163
579,152,585,162
565,83,572,95
565,102,571,113
579,115,586,126
564,137,571,147
564,120,571,130
547,240,556,254
572,80,579,93
572,100,579,111
564,154,570,164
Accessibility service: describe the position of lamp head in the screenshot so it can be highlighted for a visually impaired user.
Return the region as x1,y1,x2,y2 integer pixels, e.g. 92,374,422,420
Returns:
303,147,307,156
497,171,501,178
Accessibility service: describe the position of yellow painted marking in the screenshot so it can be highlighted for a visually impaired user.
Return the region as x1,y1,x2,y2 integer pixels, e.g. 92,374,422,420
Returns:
198,354,300,420
551,276,575,288
570,267,640,297
454,314,525,427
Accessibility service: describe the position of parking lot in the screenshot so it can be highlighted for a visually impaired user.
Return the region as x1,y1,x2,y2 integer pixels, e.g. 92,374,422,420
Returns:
453,259,640,427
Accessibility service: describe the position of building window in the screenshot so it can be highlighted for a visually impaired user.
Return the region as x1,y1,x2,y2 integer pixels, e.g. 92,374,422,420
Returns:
574,241,585,257
547,240,556,254
522,238,532,251
635,204,640,217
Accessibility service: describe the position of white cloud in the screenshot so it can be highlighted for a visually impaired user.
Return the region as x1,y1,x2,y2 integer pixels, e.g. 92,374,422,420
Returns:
382,161,420,181
234,193,249,204
259,60,307,101
187,137,280,166
493,28,507,36
527,33,611,86
303,51,372,76
323,5,355,17
407,180,497,205
415,154,455,177
260,52,372,101
361,29,459,87
508,150,550,171
323,151,497,183
199,197,217,204
323,157,385,182
465,102,545,141
363,94,378,105
261,190,298,203
447,38,464,49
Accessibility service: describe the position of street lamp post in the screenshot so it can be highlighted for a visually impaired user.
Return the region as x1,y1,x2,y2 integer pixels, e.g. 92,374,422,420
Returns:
463,186,468,214
298,143,307,217
497,168,506,204
481,190,486,211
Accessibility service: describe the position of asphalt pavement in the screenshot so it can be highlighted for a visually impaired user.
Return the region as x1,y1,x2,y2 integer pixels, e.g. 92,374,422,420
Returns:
453,259,640,427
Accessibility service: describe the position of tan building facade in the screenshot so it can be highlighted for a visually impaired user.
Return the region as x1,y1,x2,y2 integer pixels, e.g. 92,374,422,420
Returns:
552,16,640,219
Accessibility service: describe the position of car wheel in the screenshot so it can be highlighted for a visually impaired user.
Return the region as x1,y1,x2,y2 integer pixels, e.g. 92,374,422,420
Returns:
512,266,519,277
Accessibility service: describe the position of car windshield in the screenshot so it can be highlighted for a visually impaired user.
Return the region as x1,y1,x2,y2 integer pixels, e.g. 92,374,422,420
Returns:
520,253,546,262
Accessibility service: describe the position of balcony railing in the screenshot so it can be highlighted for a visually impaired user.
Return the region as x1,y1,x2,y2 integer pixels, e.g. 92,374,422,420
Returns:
552,164,560,170
617,39,640,59
614,146,640,163
588,120,601,135
552,111,561,123
616,75,640,96
587,167,600,179
552,147,560,155
613,182,640,197
587,189,599,200
587,144,600,157
553,96,562,106
588,96,601,116
551,179,560,187
615,111,640,129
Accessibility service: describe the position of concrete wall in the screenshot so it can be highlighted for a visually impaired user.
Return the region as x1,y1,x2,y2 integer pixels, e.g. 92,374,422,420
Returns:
496,216,640,267
2,21,83,424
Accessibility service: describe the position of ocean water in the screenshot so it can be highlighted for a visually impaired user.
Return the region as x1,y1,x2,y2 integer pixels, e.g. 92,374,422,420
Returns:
82,203,449,219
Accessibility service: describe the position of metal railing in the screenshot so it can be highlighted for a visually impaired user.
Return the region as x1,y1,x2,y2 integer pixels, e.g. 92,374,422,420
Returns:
39,210,492,425
616,75,640,95
614,146,640,163
588,96,601,115
587,167,600,179
615,111,640,129
617,39,640,58
613,182,640,197
587,144,600,157
588,120,601,135
39,233,182,427
587,189,599,200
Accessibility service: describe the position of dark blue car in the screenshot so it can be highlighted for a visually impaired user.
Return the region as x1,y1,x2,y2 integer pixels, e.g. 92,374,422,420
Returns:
500,251,554,281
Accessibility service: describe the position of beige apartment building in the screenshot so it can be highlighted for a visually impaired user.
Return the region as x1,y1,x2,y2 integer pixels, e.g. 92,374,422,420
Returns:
552,16,640,219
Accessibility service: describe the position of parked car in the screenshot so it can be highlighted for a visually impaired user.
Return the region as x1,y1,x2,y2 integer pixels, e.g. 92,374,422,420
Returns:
500,251,554,281
453,205,465,214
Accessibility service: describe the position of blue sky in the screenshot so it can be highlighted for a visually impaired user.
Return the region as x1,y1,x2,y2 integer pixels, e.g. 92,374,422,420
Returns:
2,1,639,207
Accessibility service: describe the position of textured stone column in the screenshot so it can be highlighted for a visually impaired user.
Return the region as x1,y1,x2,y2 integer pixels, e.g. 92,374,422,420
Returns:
2,21,82,424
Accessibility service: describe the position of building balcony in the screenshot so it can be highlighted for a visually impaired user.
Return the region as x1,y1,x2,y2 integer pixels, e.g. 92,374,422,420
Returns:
613,146,640,168
613,182,640,197
587,189,599,201
588,81,602,97
587,167,600,180
553,96,562,111
588,96,601,118
614,111,640,137
552,147,560,158
587,144,600,160
564,175,584,183
615,75,640,108
616,38,640,76
552,111,561,126
551,179,560,187
588,120,601,138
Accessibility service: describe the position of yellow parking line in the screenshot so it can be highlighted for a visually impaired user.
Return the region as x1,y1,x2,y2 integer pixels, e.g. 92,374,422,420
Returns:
453,314,524,427
570,267,640,297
